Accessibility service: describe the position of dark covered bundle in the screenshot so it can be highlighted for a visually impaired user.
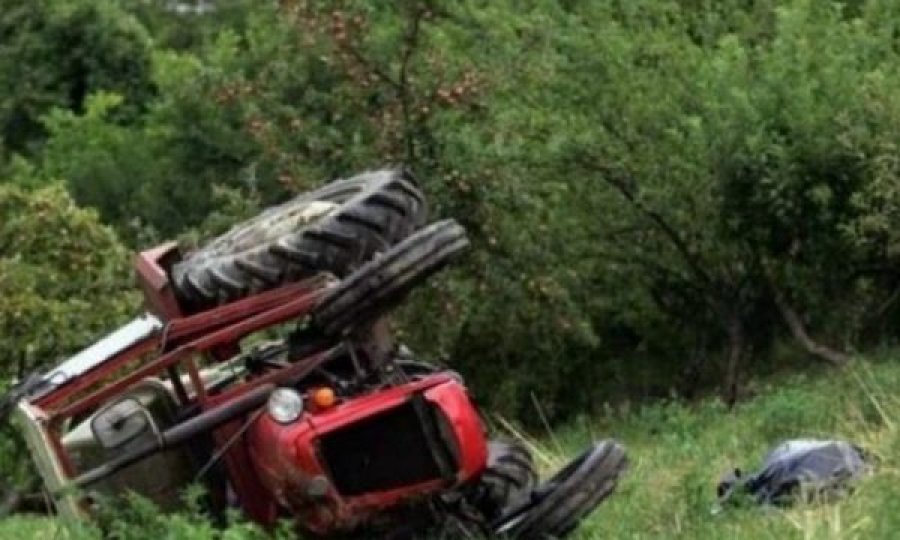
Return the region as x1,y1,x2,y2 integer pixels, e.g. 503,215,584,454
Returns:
717,439,872,507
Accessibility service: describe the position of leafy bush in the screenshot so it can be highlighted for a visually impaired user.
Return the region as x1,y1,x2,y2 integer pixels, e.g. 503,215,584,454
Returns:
0,0,154,154
0,183,137,379
0,182,137,514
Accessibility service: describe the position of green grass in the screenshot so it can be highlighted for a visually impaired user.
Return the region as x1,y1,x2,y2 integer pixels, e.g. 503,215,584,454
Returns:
511,357,900,539
4,357,900,539
0,516,64,539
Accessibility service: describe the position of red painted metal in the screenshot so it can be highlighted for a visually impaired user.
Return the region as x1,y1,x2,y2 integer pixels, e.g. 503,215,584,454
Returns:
183,356,206,403
35,337,160,410
47,424,77,478
51,286,325,422
133,242,185,320
424,381,489,479
201,349,333,525
27,243,492,535
163,278,329,346
246,375,488,535
51,345,188,422
26,269,333,527
38,275,326,414
213,419,279,524
41,280,322,410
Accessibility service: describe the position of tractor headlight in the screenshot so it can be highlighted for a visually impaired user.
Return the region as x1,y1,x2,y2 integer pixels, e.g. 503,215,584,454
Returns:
267,388,304,424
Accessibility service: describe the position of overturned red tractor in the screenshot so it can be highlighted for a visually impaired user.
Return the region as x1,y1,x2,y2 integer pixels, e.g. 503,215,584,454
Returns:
8,169,626,538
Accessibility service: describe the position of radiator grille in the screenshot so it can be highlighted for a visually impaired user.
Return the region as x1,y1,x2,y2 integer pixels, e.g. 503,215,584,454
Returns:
318,398,456,496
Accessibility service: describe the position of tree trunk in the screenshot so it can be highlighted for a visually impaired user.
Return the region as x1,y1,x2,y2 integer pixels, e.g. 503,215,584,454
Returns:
723,312,744,407
769,281,851,366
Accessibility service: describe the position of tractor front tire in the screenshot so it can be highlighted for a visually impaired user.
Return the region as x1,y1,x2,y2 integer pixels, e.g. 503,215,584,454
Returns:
311,219,469,337
469,440,538,521
493,440,627,539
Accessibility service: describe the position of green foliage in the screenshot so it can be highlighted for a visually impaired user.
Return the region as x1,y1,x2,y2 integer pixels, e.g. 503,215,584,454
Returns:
0,0,155,154
123,0,259,52
0,183,137,380
395,0,900,417
0,488,292,539
5,0,900,423
0,182,137,513
92,489,277,540
41,93,164,241
32,0,489,237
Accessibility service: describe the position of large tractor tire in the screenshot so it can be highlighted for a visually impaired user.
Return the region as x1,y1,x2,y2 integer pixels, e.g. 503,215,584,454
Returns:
492,440,627,539
469,440,538,521
311,219,469,337
172,169,427,306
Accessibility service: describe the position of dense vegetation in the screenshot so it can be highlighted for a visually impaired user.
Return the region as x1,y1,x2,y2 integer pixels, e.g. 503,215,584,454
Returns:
5,0,900,419
3,0,900,535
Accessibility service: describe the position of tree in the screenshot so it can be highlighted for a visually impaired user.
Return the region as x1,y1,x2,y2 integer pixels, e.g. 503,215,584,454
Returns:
16,0,900,422
0,0,155,155
0,183,137,380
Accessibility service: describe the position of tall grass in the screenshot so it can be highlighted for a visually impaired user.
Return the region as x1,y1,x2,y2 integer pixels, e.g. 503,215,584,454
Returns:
513,357,900,539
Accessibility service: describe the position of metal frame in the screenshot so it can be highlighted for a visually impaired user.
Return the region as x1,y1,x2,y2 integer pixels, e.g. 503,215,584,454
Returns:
22,246,336,518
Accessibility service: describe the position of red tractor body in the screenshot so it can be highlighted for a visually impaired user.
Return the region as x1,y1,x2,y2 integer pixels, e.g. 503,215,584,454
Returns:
248,374,486,533
9,171,627,539
13,243,490,536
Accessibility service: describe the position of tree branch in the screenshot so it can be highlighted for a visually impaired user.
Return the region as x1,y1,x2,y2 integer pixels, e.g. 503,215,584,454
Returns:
342,43,402,90
398,2,424,163
765,269,851,366
581,158,714,287
723,311,745,407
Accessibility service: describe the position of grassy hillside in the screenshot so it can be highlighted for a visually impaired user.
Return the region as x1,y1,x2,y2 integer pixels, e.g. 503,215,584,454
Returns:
4,355,900,539
552,354,900,539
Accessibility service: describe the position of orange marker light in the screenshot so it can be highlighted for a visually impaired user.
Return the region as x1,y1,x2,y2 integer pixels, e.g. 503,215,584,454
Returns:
311,387,336,409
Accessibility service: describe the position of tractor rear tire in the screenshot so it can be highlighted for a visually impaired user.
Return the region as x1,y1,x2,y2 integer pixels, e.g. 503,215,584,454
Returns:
470,440,538,521
171,169,427,307
311,219,469,337
492,440,627,539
